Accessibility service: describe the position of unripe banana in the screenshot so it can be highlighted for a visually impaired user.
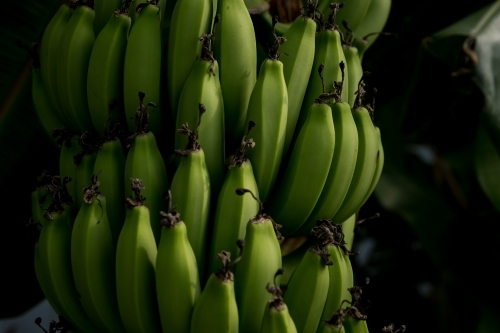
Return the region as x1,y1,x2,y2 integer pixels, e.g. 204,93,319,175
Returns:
283,245,331,333
333,0,372,33
214,0,257,150
296,4,348,137
267,99,335,237
296,66,358,235
116,178,161,333
321,309,347,333
167,0,213,118
341,253,354,305
260,268,298,333
278,0,317,157
209,124,259,274
280,236,312,286
39,3,72,127
94,125,126,245
332,82,378,224
353,0,391,53
176,27,225,196
123,1,162,135
341,26,363,108
343,316,369,333
73,132,98,213
37,175,101,332
93,0,123,36
57,3,96,132
156,191,201,333
31,48,64,142
244,20,288,202
124,92,168,244
190,241,244,333
88,3,131,136
234,188,283,333
71,174,126,333
342,214,356,252
171,104,211,279
356,126,384,210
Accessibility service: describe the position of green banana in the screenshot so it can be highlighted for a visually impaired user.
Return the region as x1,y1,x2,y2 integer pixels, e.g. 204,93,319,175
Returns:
57,2,96,133
175,26,225,196
296,4,348,137
93,0,124,36
156,191,201,333
39,3,72,128
128,0,141,27
123,1,162,135
71,174,126,333
38,175,101,333
343,316,369,333
321,309,346,333
332,81,378,224
333,0,372,34
73,132,98,213
353,0,392,54
280,236,313,286
116,178,161,333
88,2,131,136
94,124,126,245
190,241,244,333
342,24,364,108
214,0,257,151
283,245,331,333
267,98,335,237
124,92,168,244
170,104,211,279
209,123,259,274
234,188,283,333
278,0,317,157
356,126,384,210
342,214,357,252
341,253,355,305
167,0,213,119
296,64,358,235
260,268,298,333
244,18,288,202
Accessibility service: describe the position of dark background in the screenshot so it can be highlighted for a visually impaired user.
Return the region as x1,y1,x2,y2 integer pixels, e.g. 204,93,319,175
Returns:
1,0,500,332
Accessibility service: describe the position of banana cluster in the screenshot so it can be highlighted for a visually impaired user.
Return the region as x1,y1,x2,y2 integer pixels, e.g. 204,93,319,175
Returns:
29,0,391,332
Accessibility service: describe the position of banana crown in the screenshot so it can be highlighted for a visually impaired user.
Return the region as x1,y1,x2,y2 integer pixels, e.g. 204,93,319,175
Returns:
267,16,286,60
73,131,98,166
114,0,135,17
81,171,102,204
226,121,256,169
317,2,344,32
159,190,182,228
214,239,245,282
352,72,376,122
311,219,357,258
302,0,320,21
198,15,220,75
127,91,157,141
125,178,147,208
96,120,126,148
235,188,283,240
175,103,206,156
39,174,74,218
266,268,287,311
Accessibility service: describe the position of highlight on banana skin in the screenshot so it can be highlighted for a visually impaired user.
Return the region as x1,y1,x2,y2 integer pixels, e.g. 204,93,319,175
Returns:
26,0,398,331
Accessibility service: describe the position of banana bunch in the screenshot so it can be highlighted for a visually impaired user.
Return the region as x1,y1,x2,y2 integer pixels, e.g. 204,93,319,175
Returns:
28,0,393,331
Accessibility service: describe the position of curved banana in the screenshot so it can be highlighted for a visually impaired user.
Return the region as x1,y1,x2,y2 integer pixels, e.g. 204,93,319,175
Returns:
333,0,372,34
190,241,244,333
123,1,162,135
260,269,298,333
296,68,358,235
32,66,64,144
341,214,357,252
297,4,348,137
167,0,213,119
342,26,364,108
71,174,126,333
353,0,392,54
39,3,72,127
267,100,335,237
244,19,288,202
283,245,331,333
38,175,101,333
88,3,131,136
214,0,257,151
278,0,317,157
116,178,161,333
234,188,283,333
93,0,123,36
332,84,378,224
209,124,259,274
73,132,98,214
176,28,225,196
170,105,211,279
57,2,95,133
124,92,169,244
156,191,201,333
341,253,354,305
356,126,384,211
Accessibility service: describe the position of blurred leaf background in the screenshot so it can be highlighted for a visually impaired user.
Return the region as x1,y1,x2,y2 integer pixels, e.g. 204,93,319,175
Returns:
2,0,500,332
